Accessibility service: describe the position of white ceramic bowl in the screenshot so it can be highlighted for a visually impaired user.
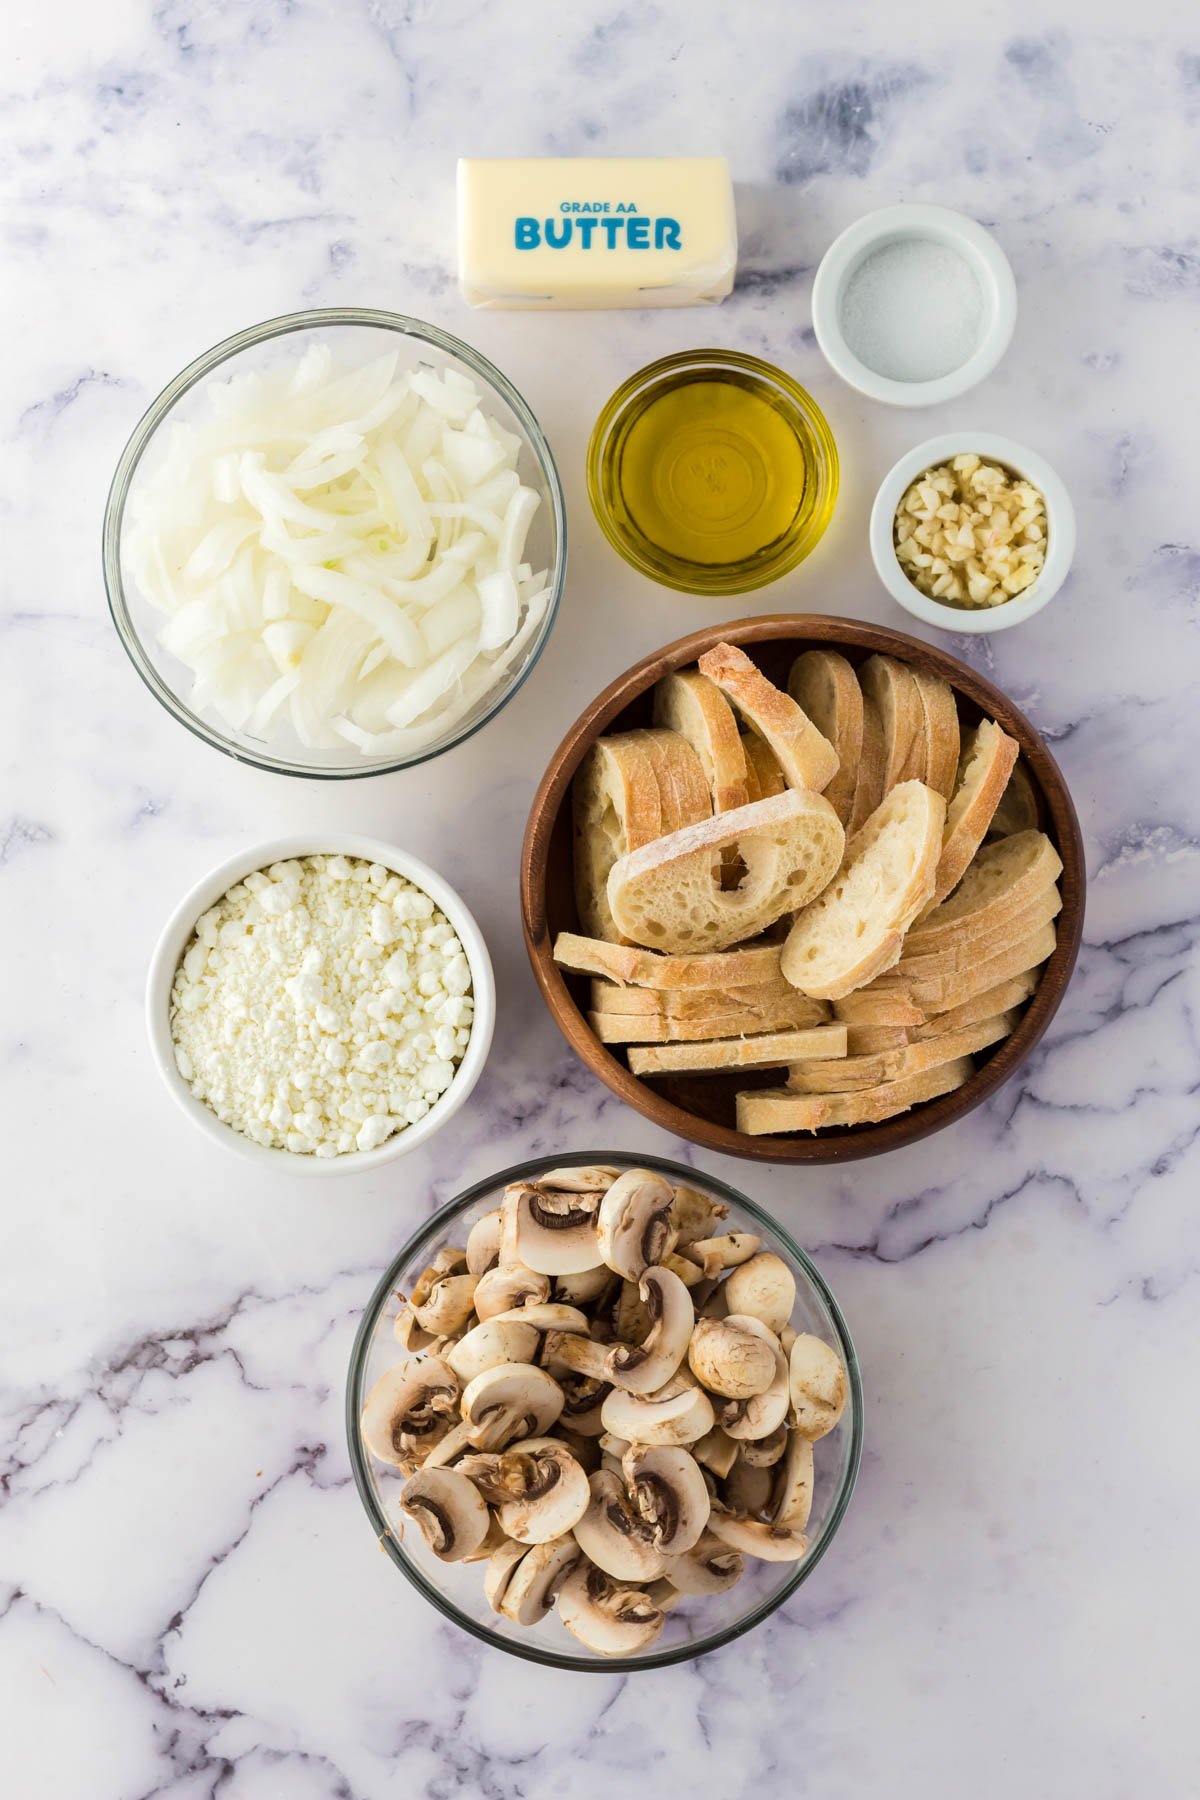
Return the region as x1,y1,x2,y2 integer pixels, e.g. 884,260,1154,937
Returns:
869,432,1076,635
812,204,1017,407
146,834,496,1177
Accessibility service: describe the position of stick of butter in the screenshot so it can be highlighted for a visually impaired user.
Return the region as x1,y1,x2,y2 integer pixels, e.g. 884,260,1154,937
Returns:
457,157,737,310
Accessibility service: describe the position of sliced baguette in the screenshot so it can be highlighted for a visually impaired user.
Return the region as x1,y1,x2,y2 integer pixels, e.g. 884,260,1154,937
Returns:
896,921,1057,1014
781,782,945,999
832,988,926,1028
608,790,845,956
909,830,1063,950
628,1024,847,1076
552,933,784,992
987,758,1040,839
590,978,826,1023
622,728,713,834
845,1023,914,1055
922,719,1019,914
736,1057,974,1135
881,885,1061,980
786,648,864,825
572,735,665,941
786,1011,1016,1093
698,642,839,793
846,693,885,839
911,669,960,800
743,733,787,801
913,970,1038,1038
653,671,749,813
860,655,926,793
592,1004,835,1045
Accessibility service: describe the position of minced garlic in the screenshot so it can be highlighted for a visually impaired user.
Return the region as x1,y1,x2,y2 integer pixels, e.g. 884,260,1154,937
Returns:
894,454,1047,608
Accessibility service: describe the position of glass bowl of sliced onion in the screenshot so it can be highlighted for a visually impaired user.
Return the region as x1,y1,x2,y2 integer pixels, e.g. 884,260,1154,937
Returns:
104,309,566,777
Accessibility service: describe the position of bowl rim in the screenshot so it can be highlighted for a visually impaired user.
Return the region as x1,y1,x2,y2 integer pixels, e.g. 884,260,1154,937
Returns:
344,1148,864,1672
520,613,1085,1165
145,833,496,1177
811,203,1017,408
585,347,839,596
103,306,567,780
869,431,1076,634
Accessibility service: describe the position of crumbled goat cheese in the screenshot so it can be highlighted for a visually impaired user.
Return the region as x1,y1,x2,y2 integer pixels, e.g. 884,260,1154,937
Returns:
170,855,473,1155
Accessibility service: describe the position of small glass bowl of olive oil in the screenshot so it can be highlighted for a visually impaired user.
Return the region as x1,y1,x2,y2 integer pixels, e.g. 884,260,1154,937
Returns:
586,349,839,596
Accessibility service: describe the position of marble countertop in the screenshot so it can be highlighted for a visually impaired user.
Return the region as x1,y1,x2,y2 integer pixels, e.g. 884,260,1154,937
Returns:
4,2,1198,1794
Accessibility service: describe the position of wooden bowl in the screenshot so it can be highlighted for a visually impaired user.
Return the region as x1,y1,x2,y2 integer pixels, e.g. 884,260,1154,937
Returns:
521,615,1084,1164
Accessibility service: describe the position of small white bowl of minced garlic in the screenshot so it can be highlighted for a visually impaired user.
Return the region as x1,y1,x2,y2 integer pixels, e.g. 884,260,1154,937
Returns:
870,433,1076,633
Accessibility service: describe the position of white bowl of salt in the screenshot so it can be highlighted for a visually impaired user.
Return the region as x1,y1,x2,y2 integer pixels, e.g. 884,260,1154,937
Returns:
811,204,1017,408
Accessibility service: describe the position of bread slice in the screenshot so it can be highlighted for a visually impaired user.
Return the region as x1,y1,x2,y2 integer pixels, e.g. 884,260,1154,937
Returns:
780,782,945,999
860,655,925,793
591,1002,834,1045
987,758,1039,839
622,729,713,834
787,649,863,825
897,921,1056,1014
911,669,960,800
627,1023,847,1076
698,642,839,793
922,719,1019,914
786,1011,1016,1093
590,978,826,1023
833,988,925,1028
913,970,1038,1038
607,790,845,956
572,736,665,941
653,671,749,813
736,1057,974,1135
847,693,886,838
882,885,1061,981
844,1023,914,1055
742,733,787,802
909,830,1062,950
552,932,784,992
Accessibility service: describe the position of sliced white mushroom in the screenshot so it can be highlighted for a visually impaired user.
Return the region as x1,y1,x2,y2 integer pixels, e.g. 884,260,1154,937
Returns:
486,1303,590,1334
687,1315,777,1399
660,1528,745,1595
399,1467,491,1561
444,1318,539,1384
692,1424,739,1480
541,1330,611,1382
724,1253,797,1336
780,1324,798,1357
597,1430,631,1459
465,1208,504,1277
604,1267,694,1395
473,1263,550,1321
595,1168,675,1280
643,1578,686,1614
660,1251,706,1289
684,1232,762,1279
722,1457,773,1516
669,1184,729,1247
772,1431,815,1531
719,1318,789,1442
411,1271,478,1337
707,1505,808,1562
554,1266,614,1306
696,1283,730,1323
502,1182,605,1275
600,1372,715,1447
483,1536,528,1614
622,1443,710,1556
393,1306,438,1352
738,1423,788,1468
555,1424,603,1469
491,1437,591,1543
572,1470,667,1581
498,1535,581,1624
557,1563,666,1656
536,1165,622,1193
460,1361,564,1448
461,1514,510,1563
360,1356,461,1469
613,1280,652,1345
557,1373,610,1437
788,1334,848,1440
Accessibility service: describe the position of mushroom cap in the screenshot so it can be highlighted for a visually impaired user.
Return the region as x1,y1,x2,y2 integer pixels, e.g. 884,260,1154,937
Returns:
399,1467,491,1561
536,1165,622,1194
554,1266,615,1305
595,1169,675,1281
788,1334,848,1440
494,1437,592,1544
660,1529,745,1595
707,1506,808,1562
622,1444,710,1556
572,1470,668,1582
502,1183,605,1276
604,1267,694,1396
772,1431,815,1531
465,1209,504,1277
687,1316,777,1399
445,1319,539,1385
473,1263,550,1321
600,1374,715,1448
738,1423,788,1468
719,1317,790,1442
486,1303,590,1334
724,1253,797,1337
557,1563,666,1656
669,1184,729,1247
498,1535,582,1625
360,1356,460,1468
411,1271,479,1336
483,1536,528,1613
393,1306,438,1352
461,1362,564,1448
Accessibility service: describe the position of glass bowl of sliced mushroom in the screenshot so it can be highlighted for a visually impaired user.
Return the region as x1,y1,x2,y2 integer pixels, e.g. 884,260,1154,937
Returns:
346,1152,862,1669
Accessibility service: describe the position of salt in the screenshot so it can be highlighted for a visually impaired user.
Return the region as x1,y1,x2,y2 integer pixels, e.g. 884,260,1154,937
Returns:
839,239,984,383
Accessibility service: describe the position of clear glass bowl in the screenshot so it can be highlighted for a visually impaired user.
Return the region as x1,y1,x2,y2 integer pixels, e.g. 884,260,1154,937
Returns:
103,309,566,779
345,1151,862,1671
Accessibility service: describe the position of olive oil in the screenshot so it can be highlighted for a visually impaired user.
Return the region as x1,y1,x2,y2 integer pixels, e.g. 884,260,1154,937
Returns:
588,351,839,596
